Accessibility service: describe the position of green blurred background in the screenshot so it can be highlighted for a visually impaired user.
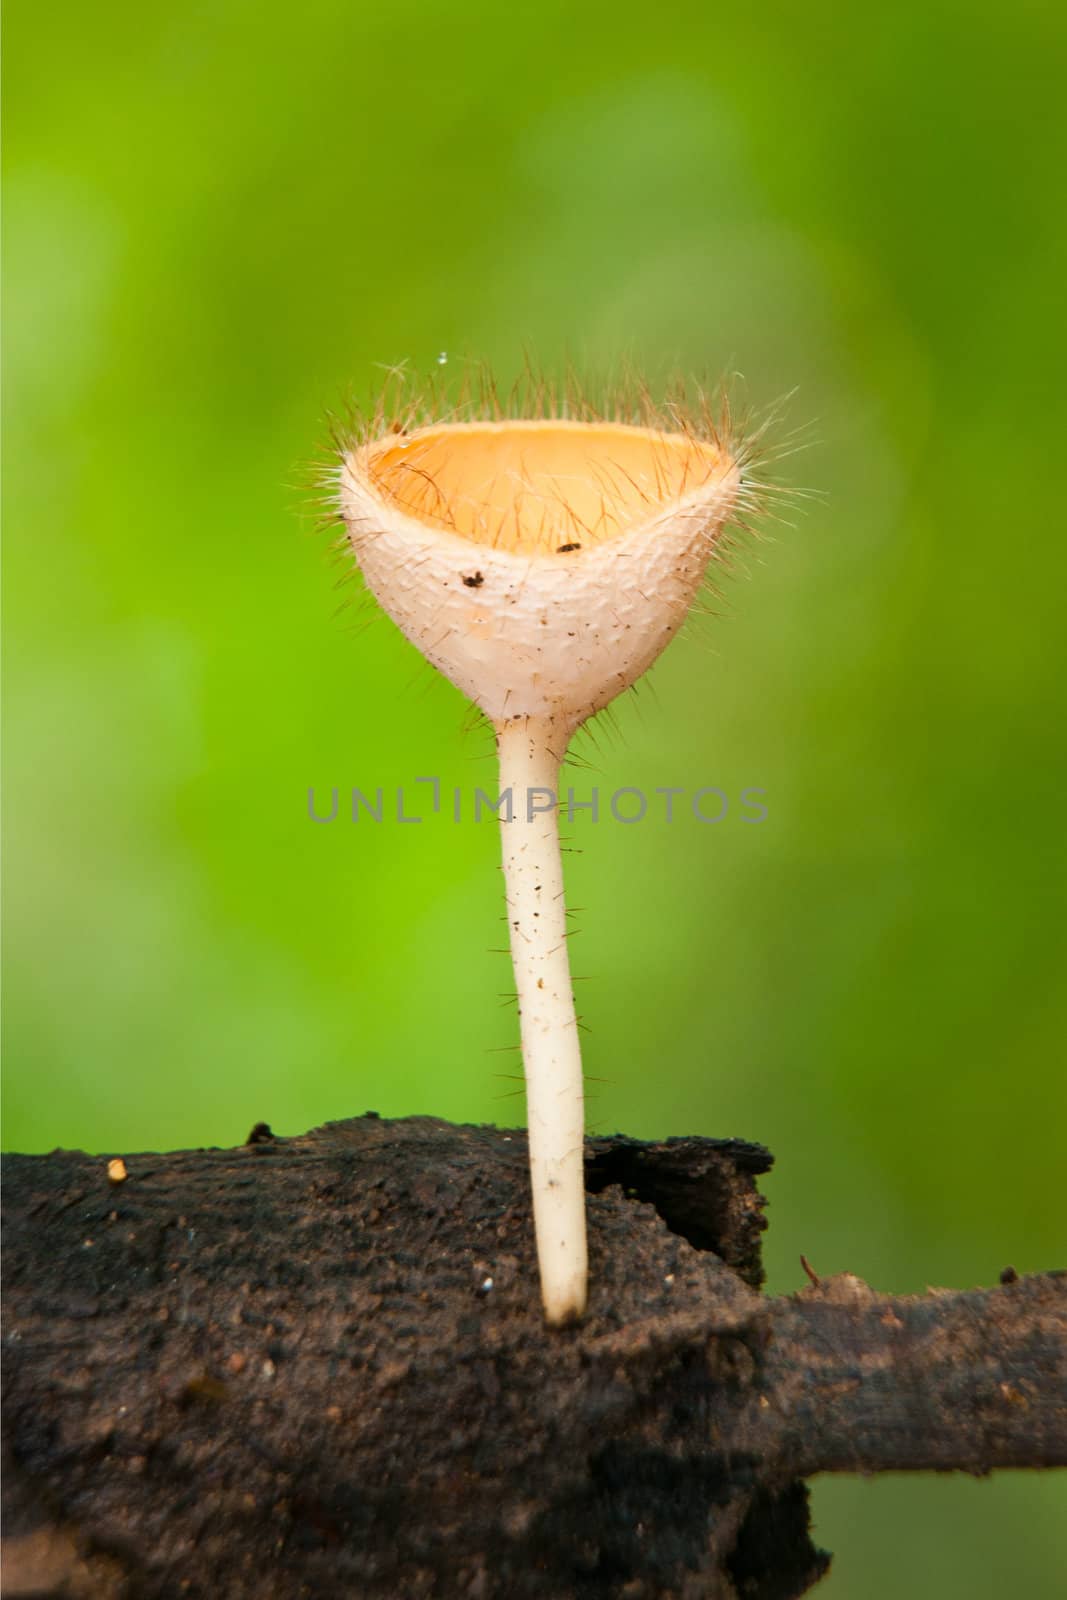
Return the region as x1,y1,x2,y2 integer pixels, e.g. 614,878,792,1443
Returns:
4,0,1066,1590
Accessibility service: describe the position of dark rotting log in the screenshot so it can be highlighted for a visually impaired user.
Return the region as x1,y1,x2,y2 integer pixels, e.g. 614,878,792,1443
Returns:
2,1115,1064,1598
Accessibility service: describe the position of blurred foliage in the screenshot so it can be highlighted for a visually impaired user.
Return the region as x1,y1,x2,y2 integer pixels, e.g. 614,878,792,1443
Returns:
4,1,1066,1592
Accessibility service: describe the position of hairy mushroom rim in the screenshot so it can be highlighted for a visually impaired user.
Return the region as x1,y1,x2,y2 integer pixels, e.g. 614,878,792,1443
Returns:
362,420,730,554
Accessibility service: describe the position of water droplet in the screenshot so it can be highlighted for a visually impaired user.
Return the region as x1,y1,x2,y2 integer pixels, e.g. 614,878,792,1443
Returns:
437,351,448,366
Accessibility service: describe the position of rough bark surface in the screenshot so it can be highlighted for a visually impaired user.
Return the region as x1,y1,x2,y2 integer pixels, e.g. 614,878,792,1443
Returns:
2,1115,1064,1600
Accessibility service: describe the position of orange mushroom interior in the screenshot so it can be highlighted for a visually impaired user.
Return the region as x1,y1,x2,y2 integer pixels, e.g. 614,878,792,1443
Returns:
366,421,726,555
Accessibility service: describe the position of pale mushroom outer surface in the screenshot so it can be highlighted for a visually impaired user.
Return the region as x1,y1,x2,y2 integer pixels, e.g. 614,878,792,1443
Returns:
339,422,739,730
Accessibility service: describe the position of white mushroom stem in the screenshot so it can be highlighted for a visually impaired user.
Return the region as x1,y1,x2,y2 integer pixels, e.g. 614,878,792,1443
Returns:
496,715,587,1326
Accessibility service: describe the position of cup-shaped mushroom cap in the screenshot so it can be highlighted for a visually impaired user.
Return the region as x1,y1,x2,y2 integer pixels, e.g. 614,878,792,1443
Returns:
340,418,739,730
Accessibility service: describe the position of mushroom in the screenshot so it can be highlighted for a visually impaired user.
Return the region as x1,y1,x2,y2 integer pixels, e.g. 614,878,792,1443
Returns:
336,378,753,1325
